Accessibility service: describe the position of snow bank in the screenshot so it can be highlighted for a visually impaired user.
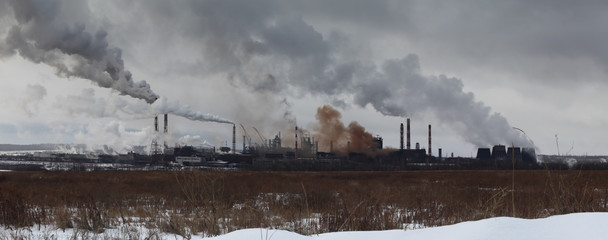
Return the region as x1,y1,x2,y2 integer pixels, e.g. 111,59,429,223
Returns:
1,213,607,239
207,213,608,240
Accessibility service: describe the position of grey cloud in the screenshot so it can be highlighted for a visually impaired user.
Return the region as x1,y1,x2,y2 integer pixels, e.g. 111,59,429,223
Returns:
17,0,602,148
96,0,534,147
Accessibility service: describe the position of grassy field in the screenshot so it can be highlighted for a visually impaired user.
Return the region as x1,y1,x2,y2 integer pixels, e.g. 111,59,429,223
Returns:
1,170,607,237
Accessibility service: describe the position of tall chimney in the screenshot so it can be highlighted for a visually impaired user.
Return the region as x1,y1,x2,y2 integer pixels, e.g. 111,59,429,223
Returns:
428,124,432,156
406,118,411,150
295,126,298,161
243,135,246,153
163,114,168,133
163,114,168,149
154,116,159,132
232,124,236,154
400,123,404,151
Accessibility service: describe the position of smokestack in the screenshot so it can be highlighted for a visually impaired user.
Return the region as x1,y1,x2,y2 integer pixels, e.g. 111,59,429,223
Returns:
154,116,159,132
400,123,404,151
164,114,168,133
232,124,236,154
428,124,432,156
163,114,168,149
295,126,298,161
243,135,246,153
406,118,411,150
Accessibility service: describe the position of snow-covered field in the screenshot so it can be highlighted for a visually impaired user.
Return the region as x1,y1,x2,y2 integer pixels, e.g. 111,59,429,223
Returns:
2,212,606,240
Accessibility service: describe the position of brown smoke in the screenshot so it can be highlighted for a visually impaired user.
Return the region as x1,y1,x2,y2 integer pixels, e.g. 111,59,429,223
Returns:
313,105,375,153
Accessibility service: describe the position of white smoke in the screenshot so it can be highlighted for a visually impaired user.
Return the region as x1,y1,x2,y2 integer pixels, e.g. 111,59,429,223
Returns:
149,97,234,124
177,135,213,147
149,1,532,148
2,0,533,149
20,83,47,117
73,120,152,154
0,0,159,103
55,91,233,125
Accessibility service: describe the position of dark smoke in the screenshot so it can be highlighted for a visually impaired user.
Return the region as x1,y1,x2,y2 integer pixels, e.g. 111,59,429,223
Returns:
313,105,375,153
0,0,158,103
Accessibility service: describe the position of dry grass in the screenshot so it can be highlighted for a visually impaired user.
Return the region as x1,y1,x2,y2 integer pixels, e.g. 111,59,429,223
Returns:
0,170,607,235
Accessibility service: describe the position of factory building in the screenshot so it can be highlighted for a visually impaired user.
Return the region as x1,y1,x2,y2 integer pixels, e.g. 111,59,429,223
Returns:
476,145,537,166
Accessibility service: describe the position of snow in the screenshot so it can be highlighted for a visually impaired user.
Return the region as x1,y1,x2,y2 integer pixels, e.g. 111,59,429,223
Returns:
192,213,608,240
2,213,607,239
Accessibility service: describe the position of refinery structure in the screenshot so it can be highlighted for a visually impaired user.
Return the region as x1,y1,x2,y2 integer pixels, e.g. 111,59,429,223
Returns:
1,112,582,171
2,111,608,171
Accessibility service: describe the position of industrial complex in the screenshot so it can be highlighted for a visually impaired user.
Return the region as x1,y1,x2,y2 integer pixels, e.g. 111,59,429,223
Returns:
2,113,607,171
6,112,594,171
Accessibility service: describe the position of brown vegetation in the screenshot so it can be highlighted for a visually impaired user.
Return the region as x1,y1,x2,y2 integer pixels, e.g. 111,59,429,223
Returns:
0,170,607,236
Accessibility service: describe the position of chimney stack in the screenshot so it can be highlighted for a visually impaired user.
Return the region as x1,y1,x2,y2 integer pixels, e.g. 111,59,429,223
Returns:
400,123,404,151
428,124,432,156
154,116,159,132
163,114,168,149
232,124,236,154
295,126,298,161
406,118,411,150
163,114,168,133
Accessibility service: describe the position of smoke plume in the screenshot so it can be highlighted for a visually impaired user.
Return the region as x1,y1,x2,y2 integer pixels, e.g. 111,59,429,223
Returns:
0,0,158,103
313,105,375,153
150,1,532,148
1,0,533,149
55,92,233,125
152,97,233,125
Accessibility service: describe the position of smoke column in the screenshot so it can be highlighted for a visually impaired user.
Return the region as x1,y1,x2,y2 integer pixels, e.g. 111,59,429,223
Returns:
152,97,233,125
1,1,534,148
313,105,375,153
0,0,158,103
132,2,533,148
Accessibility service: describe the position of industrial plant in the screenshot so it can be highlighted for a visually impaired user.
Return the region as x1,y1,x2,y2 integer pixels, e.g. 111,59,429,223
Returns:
6,110,591,171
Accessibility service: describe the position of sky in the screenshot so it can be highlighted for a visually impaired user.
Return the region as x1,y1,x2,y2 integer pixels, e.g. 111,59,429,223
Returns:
0,0,607,156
